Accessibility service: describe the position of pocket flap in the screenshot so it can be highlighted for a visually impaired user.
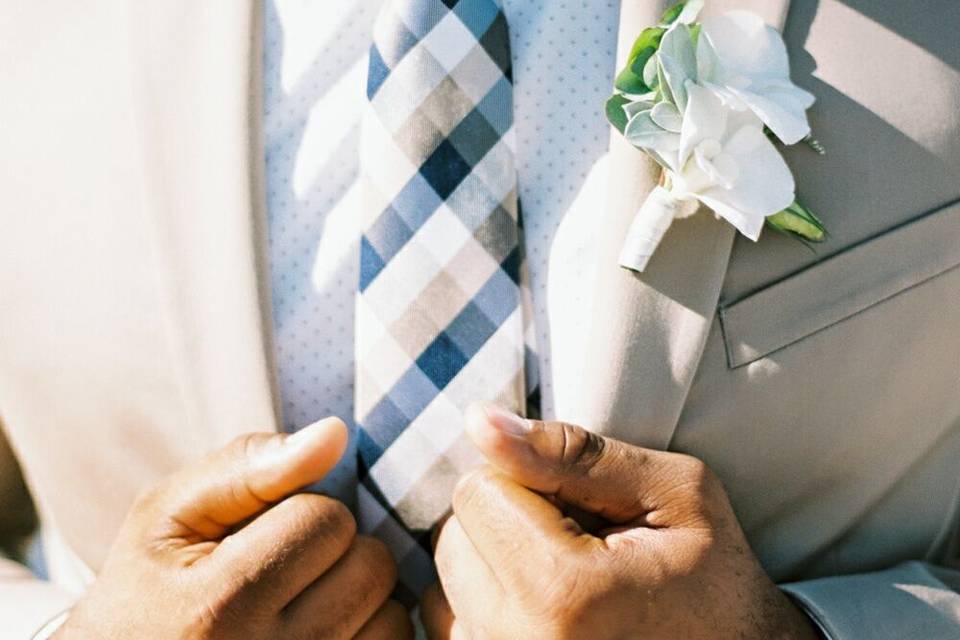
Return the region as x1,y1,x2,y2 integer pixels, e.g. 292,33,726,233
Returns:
720,199,960,369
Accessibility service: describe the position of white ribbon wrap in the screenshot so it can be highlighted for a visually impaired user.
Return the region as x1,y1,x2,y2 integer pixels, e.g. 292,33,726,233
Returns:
618,186,688,272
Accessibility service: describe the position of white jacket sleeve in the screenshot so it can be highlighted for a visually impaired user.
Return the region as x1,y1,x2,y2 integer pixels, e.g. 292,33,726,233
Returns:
0,557,76,639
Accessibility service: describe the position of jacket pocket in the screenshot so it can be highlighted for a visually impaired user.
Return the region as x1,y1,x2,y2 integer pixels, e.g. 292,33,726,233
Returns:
719,198,960,369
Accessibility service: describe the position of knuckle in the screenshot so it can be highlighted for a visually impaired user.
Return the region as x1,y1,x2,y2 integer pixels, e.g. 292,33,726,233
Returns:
432,530,453,579
128,481,177,535
420,583,444,616
224,432,274,464
286,493,357,542
192,583,265,636
519,564,601,638
225,432,284,502
432,518,462,584
226,431,285,471
675,454,719,491
130,482,164,514
658,454,731,526
324,497,358,537
553,422,606,475
451,466,495,512
381,600,414,639
353,534,398,592
232,431,272,455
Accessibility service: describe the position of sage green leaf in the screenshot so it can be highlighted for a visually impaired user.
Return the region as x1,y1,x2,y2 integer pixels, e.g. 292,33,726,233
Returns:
651,101,683,132
656,57,674,106
658,23,697,113
624,110,681,171
643,52,659,89
766,199,827,242
624,100,656,119
605,94,632,134
614,27,666,94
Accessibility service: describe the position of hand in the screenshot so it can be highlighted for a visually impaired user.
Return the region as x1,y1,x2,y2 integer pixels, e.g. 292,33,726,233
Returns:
421,404,821,640
55,418,413,640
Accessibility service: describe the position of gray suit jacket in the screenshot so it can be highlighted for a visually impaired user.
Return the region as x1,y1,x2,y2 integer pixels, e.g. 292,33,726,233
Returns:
0,0,958,637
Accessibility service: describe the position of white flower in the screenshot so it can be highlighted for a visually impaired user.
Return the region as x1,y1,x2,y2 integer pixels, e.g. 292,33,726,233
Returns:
670,82,795,240
699,11,815,143
657,10,815,144
613,5,821,272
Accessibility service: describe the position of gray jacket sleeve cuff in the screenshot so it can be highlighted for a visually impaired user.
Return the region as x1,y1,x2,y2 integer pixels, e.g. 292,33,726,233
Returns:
781,561,960,640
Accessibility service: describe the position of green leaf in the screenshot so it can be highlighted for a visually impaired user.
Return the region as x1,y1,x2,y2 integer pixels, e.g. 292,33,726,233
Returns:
605,94,632,134
614,66,647,95
660,0,705,26
656,57,674,106
690,23,702,45
614,27,666,94
766,199,827,242
659,2,685,25
625,26,667,66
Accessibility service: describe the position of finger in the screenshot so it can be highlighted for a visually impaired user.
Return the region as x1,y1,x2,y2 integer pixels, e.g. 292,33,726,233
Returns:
421,583,472,640
207,493,356,607
464,402,687,522
430,510,453,552
147,417,349,540
283,535,397,639
420,583,455,640
433,515,504,632
452,467,594,589
355,600,414,640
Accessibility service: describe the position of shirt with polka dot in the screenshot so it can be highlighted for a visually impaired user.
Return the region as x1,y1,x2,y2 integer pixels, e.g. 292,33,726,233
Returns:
263,0,619,501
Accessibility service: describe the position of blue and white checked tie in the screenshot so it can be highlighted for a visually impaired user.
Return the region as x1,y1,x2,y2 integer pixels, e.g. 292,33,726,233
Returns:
356,0,538,596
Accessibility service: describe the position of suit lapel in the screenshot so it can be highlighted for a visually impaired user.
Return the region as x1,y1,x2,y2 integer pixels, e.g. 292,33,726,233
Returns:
125,0,279,443
575,0,792,449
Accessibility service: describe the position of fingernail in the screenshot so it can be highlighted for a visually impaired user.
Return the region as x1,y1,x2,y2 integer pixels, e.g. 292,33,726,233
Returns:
476,401,530,436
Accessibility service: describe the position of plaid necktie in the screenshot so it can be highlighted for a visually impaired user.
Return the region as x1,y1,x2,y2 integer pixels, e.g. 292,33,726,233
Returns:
356,0,537,597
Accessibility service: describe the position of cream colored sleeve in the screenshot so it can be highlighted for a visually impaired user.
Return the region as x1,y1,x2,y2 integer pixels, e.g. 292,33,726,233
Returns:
0,557,75,639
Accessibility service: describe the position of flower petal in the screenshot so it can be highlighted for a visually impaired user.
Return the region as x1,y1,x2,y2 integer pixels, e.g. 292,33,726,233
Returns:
697,10,813,143
728,82,815,144
698,125,795,240
678,81,727,167
698,11,790,81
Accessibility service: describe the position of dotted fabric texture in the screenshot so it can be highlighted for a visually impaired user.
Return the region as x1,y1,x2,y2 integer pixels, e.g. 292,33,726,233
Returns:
263,0,618,498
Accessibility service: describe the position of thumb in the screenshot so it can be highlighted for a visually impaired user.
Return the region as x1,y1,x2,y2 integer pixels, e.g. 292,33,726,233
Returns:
149,417,348,539
464,402,681,524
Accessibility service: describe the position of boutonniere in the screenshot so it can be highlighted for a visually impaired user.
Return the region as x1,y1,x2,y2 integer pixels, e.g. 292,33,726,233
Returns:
606,0,826,272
